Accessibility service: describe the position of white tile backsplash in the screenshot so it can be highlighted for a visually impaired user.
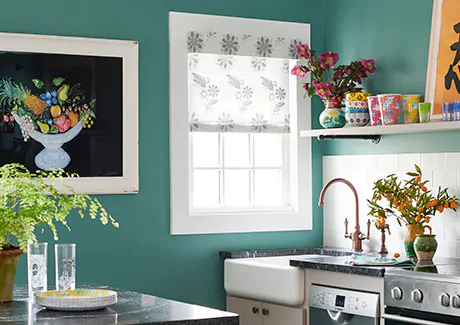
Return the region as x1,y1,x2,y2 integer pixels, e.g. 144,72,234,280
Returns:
322,153,460,258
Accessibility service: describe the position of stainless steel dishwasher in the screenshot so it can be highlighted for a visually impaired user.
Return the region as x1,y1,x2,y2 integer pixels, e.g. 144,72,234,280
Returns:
309,284,380,325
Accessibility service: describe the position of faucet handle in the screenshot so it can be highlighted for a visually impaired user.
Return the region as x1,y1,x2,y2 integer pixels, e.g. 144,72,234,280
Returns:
344,218,351,239
365,219,371,240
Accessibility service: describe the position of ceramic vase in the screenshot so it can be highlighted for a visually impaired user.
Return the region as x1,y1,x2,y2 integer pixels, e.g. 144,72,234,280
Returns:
413,260,438,273
319,100,346,129
378,94,401,125
345,100,370,127
0,248,23,303
404,224,430,258
414,233,438,261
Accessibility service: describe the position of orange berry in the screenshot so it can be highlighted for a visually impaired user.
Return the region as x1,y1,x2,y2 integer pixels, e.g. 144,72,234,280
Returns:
438,205,445,213
425,217,431,223
397,204,404,212
418,207,424,213
415,215,422,222
380,217,385,225
394,253,400,258
394,198,399,206
445,202,449,208
433,200,438,206
386,194,392,201
415,176,421,183
451,202,456,209
421,186,427,192
378,194,382,201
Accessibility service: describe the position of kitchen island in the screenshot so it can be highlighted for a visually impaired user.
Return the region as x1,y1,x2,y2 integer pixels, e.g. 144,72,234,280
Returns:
0,285,239,325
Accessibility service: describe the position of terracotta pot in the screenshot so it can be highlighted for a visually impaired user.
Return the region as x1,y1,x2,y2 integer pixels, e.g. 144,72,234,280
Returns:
0,248,23,303
319,100,346,129
404,224,430,259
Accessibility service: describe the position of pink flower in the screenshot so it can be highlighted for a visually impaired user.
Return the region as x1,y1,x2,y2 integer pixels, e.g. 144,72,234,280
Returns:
353,77,362,84
344,66,353,74
333,70,343,79
315,83,332,99
303,83,309,91
318,51,339,69
296,43,311,59
332,95,343,106
361,59,377,73
55,115,71,133
3,115,9,122
291,65,308,78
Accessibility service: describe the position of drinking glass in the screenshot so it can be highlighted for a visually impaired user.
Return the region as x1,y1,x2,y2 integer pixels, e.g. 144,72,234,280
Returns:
27,242,47,296
55,244,76,290
418,103,431,123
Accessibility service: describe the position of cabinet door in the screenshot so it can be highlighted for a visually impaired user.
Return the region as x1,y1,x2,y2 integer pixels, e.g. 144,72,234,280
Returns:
262,303,305,325
227,296,263,325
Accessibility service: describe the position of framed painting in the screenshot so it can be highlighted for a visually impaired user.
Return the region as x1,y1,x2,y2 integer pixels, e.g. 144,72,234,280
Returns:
0,33,138,194
426,0,460,119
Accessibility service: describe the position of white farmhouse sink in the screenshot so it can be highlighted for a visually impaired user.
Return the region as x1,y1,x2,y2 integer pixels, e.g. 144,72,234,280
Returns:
224,255,320,306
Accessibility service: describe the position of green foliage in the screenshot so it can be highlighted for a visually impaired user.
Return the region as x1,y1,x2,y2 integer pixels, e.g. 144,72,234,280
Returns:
0,163,119,251
32,79,44,89
368,164,459,228
52,77,65,87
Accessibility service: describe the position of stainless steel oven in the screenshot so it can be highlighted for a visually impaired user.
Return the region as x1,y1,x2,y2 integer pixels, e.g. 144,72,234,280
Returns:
309,284,380,325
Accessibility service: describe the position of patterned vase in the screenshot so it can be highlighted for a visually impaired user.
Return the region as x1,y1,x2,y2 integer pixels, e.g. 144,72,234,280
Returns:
345,100,370,127
319,100,346,129
404,224,425,258
414,234,438,261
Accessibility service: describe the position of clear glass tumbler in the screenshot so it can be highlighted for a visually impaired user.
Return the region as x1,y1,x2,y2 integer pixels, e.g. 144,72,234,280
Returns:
27,242,48,296
55,244,76,290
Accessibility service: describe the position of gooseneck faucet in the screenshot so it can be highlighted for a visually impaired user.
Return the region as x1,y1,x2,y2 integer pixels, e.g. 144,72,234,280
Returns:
318,178,371,252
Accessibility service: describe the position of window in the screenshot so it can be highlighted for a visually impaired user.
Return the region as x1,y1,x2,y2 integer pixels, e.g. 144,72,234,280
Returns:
170,12,312,234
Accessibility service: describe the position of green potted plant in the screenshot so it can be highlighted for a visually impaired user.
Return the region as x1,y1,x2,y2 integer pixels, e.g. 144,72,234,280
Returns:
368,164,459,259
0,163,119,303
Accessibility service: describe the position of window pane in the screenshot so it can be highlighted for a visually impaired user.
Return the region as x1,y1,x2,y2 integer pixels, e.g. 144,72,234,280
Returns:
193,133,219,167
254,170,283,206
193,170,220,207
254,134,282,167
224,133,250,167
224,170,250,206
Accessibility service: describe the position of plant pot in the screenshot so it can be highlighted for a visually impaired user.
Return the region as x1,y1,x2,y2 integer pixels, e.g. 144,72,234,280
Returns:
414,231,438,261
345,100,370,127
0,248,23,303
12,112,83,171
414,260,438,273
404,224,430,258
319,100,345,129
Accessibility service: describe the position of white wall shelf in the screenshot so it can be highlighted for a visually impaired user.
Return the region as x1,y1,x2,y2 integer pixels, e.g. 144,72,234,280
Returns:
300,121,460,144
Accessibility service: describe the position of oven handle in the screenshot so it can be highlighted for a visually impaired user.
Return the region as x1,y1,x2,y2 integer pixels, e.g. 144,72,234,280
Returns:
382,313,450,325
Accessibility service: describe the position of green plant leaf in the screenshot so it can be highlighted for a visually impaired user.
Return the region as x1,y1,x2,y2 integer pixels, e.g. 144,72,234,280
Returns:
89,98,96,110
415,164,422,175
32,79,44,89
52,77,65,87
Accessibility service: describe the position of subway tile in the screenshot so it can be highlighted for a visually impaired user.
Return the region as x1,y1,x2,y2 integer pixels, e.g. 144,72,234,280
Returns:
437,240,457,258
421,153,446,171
446,153,460,170
433,169,457,189
398,153,421,171
377,154,398,173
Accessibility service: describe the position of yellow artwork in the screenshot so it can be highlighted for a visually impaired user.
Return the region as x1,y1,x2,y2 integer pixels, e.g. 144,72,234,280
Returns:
429,0,460,116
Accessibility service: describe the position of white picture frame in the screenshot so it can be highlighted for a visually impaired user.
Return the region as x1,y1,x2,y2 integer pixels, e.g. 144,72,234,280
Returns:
0,32,139,194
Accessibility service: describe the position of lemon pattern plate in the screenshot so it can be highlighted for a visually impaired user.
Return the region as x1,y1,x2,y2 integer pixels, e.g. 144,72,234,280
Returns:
35,289,117,311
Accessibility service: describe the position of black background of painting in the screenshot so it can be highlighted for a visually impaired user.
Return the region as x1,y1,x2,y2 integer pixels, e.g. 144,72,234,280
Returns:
0,53,123,177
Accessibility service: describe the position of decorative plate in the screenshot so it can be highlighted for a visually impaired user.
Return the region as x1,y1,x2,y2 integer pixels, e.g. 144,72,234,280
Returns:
35,289,117,311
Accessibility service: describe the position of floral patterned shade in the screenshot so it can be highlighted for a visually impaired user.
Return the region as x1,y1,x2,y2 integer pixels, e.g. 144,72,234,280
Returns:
187,31,305,133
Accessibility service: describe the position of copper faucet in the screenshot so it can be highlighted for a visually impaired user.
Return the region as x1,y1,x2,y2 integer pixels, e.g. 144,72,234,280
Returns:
377,223,390,254
318,178,371,252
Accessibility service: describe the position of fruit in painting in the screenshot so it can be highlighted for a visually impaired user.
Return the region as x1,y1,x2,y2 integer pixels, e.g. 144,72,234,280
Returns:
50,105,61,118
0,79,47,115
57,84,69,102
68,111,79,127
37,121,50,134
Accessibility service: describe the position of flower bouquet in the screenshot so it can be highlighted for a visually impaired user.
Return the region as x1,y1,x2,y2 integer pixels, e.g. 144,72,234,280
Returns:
368,165,459,258
291,43,377,128
0,77,96,170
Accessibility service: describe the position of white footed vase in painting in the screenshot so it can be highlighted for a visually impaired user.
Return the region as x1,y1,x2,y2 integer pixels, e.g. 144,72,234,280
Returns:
12,112,83,171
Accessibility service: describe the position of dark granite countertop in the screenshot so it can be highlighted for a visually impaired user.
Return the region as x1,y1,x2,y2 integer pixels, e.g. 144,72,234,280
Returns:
0,285,238,325
219,247,354,259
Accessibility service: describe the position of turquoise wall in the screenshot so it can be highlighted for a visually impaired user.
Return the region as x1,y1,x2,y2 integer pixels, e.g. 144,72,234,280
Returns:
321,0,459,155
8,0,325,310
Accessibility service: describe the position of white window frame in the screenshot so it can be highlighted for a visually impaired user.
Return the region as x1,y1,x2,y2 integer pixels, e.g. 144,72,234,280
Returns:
169,12,312,234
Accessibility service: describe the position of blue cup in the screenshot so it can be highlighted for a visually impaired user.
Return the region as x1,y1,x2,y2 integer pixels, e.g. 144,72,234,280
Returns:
454,102,460,121
442,102,454,121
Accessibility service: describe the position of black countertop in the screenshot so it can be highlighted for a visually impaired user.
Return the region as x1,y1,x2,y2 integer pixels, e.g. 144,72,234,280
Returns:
220,247,460,278
0,285,238,325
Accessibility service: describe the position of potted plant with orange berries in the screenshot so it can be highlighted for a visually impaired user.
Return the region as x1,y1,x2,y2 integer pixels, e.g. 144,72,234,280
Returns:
368,164,459,259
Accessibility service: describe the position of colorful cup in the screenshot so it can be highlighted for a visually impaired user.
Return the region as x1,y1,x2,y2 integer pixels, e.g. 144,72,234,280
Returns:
378,94,401,125
401,94,422,124
418,103,431,123
454,102,460,121
345,100,370,127
346,92,372,102
367,96,381,126
442,102,454,121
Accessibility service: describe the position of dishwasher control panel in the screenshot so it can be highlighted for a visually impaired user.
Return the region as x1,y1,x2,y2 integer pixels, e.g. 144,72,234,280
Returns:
309,284,379,318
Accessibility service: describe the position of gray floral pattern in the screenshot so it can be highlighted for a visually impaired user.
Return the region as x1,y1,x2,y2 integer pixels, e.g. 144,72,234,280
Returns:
187,31,204,52
189,112,200,131
221,34,240,55
189,54,200,68
217,55,233,69
261,76,286,114
191,72,219,112
251,113,268,132
256,37,273,57
250,57,267,72
282,59,290,73
289,40,300,59
218,113,234,132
